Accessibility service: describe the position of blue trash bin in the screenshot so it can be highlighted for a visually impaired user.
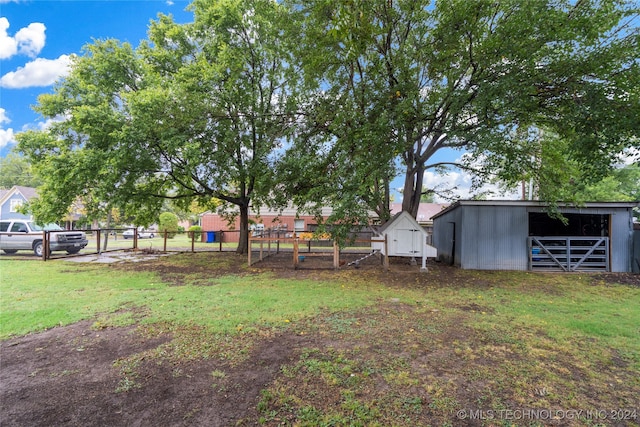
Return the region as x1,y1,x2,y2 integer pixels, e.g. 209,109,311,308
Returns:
206,231,215,243
532,247,541,261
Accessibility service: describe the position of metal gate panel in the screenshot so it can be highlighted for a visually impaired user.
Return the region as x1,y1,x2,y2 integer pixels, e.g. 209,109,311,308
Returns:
528,237,609,272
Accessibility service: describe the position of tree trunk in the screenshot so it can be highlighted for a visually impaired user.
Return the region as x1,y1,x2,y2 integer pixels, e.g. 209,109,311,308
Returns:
236,202,250,254
102,210,112,251
374,174,392,223
382,174,391,221
401,162,424,218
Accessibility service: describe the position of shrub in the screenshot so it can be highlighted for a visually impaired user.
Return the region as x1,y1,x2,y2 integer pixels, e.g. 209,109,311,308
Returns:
159,212,179,239
188,225,202,239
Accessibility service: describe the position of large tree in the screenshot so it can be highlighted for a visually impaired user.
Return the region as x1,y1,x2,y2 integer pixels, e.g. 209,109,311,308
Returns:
18,0,296,253
17,41,148,227
0,151,41,189
282,0,640,219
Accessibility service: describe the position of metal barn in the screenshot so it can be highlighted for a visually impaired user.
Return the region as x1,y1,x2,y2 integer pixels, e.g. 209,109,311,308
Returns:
431,201,637,272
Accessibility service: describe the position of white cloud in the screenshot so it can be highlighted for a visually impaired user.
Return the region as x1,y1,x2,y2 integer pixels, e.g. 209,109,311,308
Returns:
0,17,18,59
423,170,471,201
0,127,16,150
15,22,46,58
0,115,68,151
0,18,46,59
37,115,67,131
0,107,15,149
0,107,10,124
0,54,71,88
422,168,520,202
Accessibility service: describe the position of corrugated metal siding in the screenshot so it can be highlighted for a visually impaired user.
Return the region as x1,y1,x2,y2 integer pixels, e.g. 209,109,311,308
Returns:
432,208,460,266
633,230,640,273
433,203,634,272
461,206,529,270
609,209,633,272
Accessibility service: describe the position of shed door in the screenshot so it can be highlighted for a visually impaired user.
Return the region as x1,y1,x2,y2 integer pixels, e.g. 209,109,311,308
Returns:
395,228,422,255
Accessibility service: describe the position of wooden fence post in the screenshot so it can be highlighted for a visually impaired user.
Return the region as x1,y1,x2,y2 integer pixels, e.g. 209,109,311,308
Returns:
42,231,47,261
248,236,252,266
333,240,340,269
383,234,389,271
293,238,299,269
260,238,264,261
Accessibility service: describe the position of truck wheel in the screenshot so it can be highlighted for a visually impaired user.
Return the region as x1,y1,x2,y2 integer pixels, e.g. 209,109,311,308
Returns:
67,248,81,254
33,241,49,257
2,249,17,254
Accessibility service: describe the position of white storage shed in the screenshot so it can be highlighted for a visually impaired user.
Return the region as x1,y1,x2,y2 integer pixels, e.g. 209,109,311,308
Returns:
372,211,437,271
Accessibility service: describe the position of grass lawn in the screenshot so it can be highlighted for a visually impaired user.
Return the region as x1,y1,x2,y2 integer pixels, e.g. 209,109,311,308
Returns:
1,253,639,426
83,232,238,252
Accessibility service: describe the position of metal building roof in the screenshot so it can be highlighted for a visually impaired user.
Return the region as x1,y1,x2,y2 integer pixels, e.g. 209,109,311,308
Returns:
431,200,638,220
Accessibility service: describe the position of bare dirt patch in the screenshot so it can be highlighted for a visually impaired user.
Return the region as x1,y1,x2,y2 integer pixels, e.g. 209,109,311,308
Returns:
2,253,638,426
591,272,640,287
0,318,323,426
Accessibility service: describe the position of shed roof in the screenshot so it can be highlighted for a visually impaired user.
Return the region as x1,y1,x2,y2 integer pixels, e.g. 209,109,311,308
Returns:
377,211,403,234
431,200,639,220
376,210,428,235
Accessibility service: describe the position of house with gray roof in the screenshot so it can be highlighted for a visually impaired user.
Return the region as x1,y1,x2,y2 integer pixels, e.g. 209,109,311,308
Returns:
0,186,38,220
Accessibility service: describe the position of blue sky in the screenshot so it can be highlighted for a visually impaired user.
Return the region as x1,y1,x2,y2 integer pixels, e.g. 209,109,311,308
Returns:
0,0,193,157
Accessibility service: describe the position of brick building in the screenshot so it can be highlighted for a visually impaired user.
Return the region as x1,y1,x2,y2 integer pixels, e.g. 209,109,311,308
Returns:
199,206,334,242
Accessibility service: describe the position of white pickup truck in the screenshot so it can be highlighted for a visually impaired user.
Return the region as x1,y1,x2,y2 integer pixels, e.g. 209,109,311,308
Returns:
0,219,89,256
